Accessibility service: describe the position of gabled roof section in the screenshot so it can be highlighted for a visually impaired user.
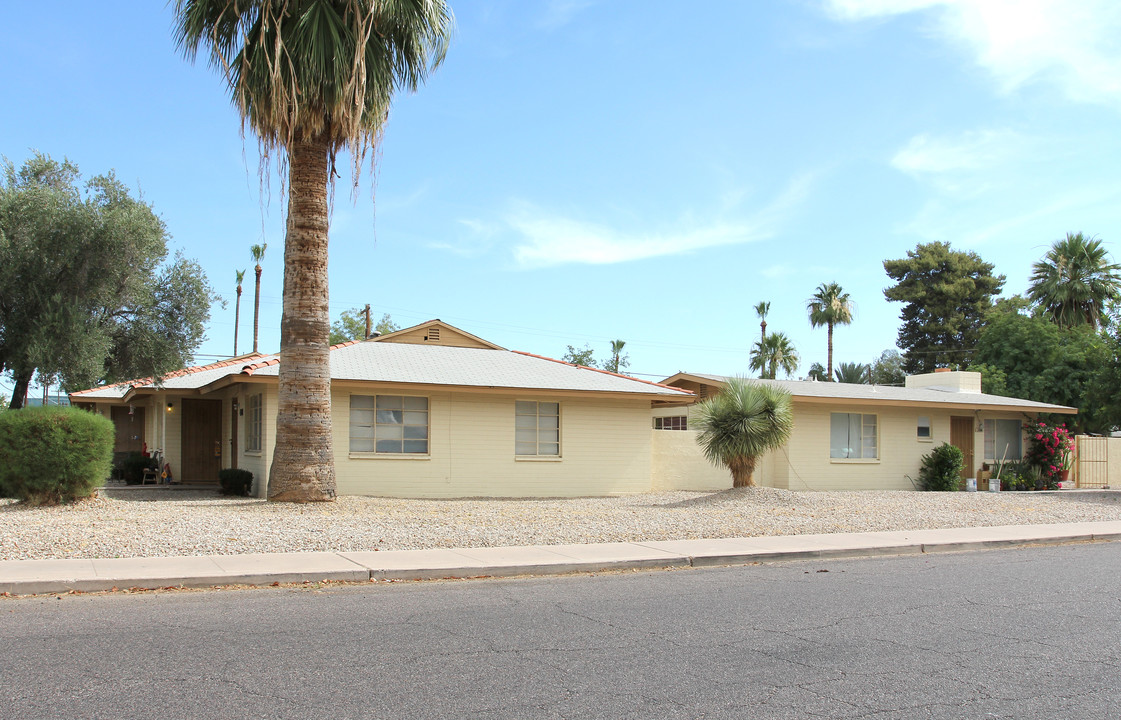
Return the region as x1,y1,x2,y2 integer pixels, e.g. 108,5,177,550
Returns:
245,342,692,397
372,319,504,350
662,372,1077,414
68,353,269,401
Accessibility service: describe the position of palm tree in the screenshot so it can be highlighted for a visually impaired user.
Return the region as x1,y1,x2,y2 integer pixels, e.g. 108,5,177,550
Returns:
692,378,794,488
834,361,869,384
807,282,853,382
233,269,245,355
249,243,267,354
606,339,629,374
806,362,827,381
749,332,799,380
1028,232,1121,330
754,301,770,344
176,1,454,502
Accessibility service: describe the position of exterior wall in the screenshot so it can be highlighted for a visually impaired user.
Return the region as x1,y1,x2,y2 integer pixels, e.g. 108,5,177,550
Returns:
236,385,277,498
653,401,1029,492
330,383,653,498
765,403,1027,491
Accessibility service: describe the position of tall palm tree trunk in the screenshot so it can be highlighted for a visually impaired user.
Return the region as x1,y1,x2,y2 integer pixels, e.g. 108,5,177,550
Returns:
728,455,757,488
252,266,262,353
234,286,242,356
826,323,834,382
268,136,336,502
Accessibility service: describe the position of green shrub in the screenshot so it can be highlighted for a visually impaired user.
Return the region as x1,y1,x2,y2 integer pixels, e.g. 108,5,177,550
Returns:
218,468,254,497
918,442,964,492
0,407,114,505
118,451,155,485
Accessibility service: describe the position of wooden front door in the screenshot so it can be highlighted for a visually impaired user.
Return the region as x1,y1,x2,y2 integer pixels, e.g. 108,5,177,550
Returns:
111,406,145,454
950,416,975,482
181,398,222,483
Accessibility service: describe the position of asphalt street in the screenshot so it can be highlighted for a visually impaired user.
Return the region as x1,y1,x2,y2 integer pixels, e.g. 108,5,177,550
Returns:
2,542,1119,719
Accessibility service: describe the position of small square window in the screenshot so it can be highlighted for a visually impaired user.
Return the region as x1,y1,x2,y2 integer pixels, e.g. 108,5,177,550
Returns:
917,416,931,439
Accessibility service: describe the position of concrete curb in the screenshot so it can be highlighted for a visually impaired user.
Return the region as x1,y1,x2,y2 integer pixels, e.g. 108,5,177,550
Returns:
3,521,1121,596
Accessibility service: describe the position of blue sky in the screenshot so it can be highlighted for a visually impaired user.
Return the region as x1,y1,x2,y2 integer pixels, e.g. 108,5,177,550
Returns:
4,0,1121,389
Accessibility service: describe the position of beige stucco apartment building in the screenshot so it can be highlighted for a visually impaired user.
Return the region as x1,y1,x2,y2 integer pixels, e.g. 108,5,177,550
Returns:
70,321,692,498
652,371,1076,492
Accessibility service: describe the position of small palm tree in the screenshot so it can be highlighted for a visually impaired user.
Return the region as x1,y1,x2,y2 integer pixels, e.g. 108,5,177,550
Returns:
807,282,853,382
233,269,245,355
176,1,454,502
1028,232,1121,329
606,339,629,374
754,301,770,343
693,378,794,488
834,361,869,384
249,243,267,354
749,332,799,380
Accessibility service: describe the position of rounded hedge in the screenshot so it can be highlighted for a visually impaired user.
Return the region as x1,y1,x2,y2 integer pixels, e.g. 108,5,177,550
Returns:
918,442,964,492
0,407,114,505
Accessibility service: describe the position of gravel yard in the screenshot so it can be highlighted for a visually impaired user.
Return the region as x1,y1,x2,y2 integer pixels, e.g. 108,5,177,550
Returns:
2,487,1120,561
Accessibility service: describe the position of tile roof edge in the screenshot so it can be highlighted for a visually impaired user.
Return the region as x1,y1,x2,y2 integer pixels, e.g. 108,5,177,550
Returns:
69,353,271,395
511,351,694,395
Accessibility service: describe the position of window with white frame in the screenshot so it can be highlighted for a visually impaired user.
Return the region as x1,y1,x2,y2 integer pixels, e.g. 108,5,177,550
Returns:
246,393,263,453
654,416,688,431
350,395,429,454
516,401,560,456
984,419,1022,461
917,416,931,440
830,413,877,459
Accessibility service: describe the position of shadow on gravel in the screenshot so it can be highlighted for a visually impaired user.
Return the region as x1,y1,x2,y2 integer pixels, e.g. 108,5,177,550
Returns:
645,488,759,509
99,487,224,503
1044,490,1121,505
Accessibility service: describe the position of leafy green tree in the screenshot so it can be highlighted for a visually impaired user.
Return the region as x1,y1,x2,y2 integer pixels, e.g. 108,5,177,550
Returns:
329,308,399,344
970,301,1109,432
807,282,853,382
834,361,869,384
604,339,630,374
754,301,770,344
1028,232,1121,330
0,153,215,409
249,243,266,353
562,344,597,368
807,362,827,381
965,362,1009,396
884,242,1005,374
692,378,794,487
176,0,454,502
233,269,246,355
869,349,905,386
749,332,799,380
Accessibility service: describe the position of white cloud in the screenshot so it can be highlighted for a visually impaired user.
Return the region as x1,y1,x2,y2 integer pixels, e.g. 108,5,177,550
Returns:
495,174,815,270
824,0,1121,108
891,129,1031,175
538,0,596,30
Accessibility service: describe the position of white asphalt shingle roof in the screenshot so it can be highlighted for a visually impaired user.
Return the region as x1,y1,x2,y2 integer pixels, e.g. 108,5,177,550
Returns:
249,343,689,396
72,344,689,399
681,373,1075,412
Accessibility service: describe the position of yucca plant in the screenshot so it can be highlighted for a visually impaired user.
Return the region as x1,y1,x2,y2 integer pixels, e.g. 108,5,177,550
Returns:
693,378,794,488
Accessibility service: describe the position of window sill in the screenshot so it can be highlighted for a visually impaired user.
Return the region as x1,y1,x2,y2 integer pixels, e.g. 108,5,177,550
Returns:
244,451,263,457
830,458,880,464
917,438,933,443
515,456,563,462
348,452,430,460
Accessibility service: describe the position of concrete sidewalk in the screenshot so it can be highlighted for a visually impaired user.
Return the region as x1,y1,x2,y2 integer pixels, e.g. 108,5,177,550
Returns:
3,520,1121,596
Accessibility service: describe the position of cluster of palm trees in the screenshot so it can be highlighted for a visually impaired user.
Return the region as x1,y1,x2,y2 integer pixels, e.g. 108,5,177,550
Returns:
749,283,854,381
230,242,267,354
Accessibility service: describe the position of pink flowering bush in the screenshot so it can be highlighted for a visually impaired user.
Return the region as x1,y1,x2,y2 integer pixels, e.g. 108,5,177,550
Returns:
1023,421,1073,490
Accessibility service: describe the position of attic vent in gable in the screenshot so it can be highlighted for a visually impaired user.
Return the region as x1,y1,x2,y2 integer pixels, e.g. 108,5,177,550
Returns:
698,384,709,399
425,327,441,342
